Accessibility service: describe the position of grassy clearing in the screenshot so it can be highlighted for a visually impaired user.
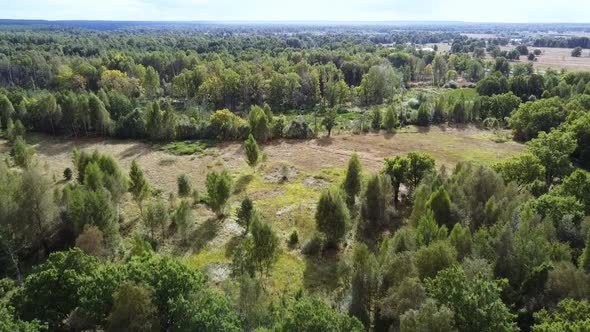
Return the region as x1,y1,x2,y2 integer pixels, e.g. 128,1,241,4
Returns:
161,140,216,156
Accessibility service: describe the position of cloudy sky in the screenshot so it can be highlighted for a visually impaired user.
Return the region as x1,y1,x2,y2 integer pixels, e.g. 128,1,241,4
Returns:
2,0,589,23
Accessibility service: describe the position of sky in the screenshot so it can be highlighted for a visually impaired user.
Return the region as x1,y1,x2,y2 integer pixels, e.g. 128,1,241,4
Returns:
2,0,590,23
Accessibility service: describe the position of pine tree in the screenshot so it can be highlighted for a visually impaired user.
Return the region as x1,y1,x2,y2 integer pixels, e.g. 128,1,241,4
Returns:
244,134,260,169
129,160,150,213
343,153,362,208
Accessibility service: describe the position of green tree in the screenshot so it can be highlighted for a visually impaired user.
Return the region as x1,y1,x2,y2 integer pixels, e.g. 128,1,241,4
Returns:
145,199,168,241
579,233,590,274
571,47,583,57
416,209,447,246
128,160,150,212
169,291,240,332
0,304,44,332
383,105,398,132
448,223,472,260
280,297,364,332
250,216,279,277
493,153,545,187
532,299,590,331
172,200,192,242
343,153,362,208
527,130,576,185
509,97,568,140
12,249,99,330
177,174,192,197
248,105,271,142
416,103,431,126
107,282,159,332
371,108,382,130
383,155,410,204
206,170,233,216
11,136,34,168
400,299,457,332
415,241,457,280
143,66,160,98
407,152,436,190
427,187,453,228
360,174,395,232
237,197,254,235
350,243,379,327
427,266,516,332
244,134,260,169
315,188,349,247
322,107,337,137
0,95,14,129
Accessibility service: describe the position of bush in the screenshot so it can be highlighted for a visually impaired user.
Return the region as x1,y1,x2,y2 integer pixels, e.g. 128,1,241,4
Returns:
285,117,314,139
64,167,73,181
288,230,299,247
177,174,193,197
302,234,324,256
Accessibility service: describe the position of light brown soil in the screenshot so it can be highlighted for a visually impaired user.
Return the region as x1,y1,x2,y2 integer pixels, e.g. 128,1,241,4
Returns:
0,125,523,195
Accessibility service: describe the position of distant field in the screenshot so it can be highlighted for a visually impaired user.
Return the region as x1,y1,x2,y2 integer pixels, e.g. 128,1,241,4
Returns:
501,46,590,71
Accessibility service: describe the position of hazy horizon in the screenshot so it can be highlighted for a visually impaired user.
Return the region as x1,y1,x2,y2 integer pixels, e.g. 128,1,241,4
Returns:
3,0,590,24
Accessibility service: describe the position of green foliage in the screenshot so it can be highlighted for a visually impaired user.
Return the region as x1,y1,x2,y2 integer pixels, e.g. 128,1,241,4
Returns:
177,174,193,197
172,200,192,241
360,173,395,232
129,160,150,208
400,299,457,332
494,153,545,187
383,105,398,132
279,297,364,332
407,152,436,190
169,291,241,332
250,216,279,277
371,108,382,130
237,196,254,235
11,136,34,168
206,170,233,216
415,241,457,280
12,249,99,330
427,186,453,228
532,299,590,331
145,199,168,240
342,152,362,208
528,130,577,185
350,243,379,327
509,97,568,140
315,188,350,247
63,185,118,236
427,266,517,332
248,105,271,142
448,223,472,260
416,209,447,246
162,140,211,155
244,134,260,168
416,103,431,126
322,107,337,137
476,72,509,96
107,282,160,332
0,304,45,332
383,155,410,203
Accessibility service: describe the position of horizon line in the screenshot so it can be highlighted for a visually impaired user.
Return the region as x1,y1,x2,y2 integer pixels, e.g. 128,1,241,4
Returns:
1,18,589,25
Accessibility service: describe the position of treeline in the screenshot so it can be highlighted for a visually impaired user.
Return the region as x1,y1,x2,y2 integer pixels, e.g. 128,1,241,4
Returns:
533,36,590,49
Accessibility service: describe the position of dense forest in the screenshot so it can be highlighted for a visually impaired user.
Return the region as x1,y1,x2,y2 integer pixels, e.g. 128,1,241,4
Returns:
2,21,590,331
